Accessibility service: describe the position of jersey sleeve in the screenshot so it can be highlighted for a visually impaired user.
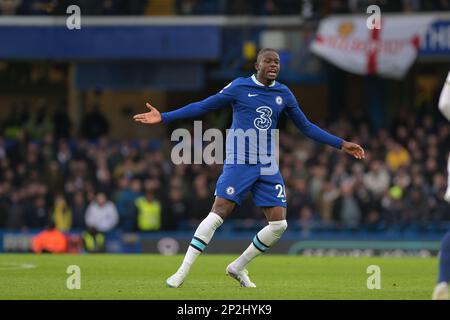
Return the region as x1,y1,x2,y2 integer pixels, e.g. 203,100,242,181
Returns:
439,71,450,122
161,80,237,124
284,89,343,149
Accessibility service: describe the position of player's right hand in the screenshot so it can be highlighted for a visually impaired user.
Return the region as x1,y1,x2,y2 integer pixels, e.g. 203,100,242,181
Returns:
133,102,162,124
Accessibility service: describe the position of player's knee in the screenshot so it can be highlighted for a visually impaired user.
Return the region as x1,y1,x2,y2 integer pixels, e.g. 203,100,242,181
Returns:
268,220,288,237
211,205,230,219
211,197,235,219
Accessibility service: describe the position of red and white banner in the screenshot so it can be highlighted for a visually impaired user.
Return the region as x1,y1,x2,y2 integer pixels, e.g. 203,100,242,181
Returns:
310,16,434,79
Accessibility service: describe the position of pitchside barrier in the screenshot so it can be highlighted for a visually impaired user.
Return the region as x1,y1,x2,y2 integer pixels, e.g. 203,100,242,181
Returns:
0,230,444,257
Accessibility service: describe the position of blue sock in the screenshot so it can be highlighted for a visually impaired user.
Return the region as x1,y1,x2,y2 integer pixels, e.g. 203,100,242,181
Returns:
438,230,450,283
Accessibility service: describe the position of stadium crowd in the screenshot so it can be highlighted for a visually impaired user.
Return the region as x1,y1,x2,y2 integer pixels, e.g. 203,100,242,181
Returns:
0,0,448,16
0,101,449,234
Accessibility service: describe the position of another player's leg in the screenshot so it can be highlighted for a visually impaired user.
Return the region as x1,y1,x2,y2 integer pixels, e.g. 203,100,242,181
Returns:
432,154,450,299
445,155,450,202
433,230,450,300
227,206,287,288
166,197,234,288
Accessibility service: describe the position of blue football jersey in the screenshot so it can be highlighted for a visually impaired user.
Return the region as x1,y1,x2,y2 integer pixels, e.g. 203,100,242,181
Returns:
161,74,343,164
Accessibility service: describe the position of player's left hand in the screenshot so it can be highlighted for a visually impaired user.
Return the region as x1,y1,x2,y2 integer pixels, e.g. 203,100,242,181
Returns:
341,141,365,160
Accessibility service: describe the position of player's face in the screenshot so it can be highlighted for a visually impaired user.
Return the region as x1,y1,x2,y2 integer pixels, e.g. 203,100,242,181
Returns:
256,51,280,82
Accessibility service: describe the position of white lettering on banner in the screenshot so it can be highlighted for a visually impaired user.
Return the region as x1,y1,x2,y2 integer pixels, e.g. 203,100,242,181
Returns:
427,25,450,51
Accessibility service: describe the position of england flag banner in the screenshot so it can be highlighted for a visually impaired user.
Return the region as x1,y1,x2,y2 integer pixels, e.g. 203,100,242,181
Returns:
311,15,434,79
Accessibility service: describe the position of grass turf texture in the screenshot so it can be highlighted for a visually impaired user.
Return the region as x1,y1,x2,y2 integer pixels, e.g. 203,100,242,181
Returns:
0,254,438,300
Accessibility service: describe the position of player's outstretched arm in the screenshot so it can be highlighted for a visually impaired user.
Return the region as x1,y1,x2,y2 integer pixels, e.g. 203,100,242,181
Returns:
341,141,365,160
135,88,233,125
133,102,162,125
285,91,365,160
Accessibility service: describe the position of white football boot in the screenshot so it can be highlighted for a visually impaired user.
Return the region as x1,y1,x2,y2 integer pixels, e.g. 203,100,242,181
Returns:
226,263,256,288
166,268,188,288
432,282,449,300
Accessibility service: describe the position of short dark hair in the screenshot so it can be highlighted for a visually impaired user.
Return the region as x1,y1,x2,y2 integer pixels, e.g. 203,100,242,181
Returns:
256,48,279,62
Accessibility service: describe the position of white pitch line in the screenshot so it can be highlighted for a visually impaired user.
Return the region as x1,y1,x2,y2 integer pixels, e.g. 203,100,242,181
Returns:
0,263,37,270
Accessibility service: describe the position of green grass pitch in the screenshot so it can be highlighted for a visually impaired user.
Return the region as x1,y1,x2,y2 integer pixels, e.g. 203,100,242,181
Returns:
0,254,438,300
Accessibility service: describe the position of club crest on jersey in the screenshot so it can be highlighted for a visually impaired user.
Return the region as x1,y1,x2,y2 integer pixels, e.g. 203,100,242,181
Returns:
275,96,283,105
226,186,235,195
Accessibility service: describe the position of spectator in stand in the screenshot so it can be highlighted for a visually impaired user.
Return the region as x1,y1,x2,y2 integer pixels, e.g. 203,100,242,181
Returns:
135,189,162,231
4,189,26,230
80,103,110,140
318,180,339,223
32,221,67,254
82,226,105,253
293,205,316,234
71,191,87,230
85,192,119,232
363,160,390,198
52,194,72,231
332,179,362,228
114,176,141,231
288,178,314,219
53,101,72,139
95,158,114,196
25,101,54,140
26,196,50,230
42,161,65,197
161,178,188,230
0,0,22,15
386,141,411,172
187,174,214,227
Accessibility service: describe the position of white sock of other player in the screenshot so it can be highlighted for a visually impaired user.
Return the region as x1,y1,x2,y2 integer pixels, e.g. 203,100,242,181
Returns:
232,220,288,271
177,212,224,273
